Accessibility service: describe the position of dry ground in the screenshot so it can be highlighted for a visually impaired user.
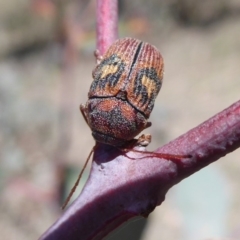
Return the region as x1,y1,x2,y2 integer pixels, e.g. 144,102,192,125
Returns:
0,14,240,240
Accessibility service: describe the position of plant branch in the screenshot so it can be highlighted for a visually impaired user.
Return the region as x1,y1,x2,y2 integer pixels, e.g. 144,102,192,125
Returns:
39,100,240,240
157,100,240,182
96,0,118,55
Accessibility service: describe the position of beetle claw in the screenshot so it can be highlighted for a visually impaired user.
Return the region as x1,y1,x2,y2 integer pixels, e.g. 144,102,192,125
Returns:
137,134,152,147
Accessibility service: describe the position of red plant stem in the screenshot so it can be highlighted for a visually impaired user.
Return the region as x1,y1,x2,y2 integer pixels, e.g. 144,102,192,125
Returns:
39,100,240,240
158,100,240,182
96,0,118,55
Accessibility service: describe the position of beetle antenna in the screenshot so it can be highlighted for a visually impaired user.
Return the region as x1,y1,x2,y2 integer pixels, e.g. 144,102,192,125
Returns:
62,147,94,210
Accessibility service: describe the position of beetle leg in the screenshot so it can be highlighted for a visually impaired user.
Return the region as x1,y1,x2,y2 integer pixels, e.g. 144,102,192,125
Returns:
137,134,151,147
145,121,152,129
80,104,89,126
123,133,191,162
94,49,103,64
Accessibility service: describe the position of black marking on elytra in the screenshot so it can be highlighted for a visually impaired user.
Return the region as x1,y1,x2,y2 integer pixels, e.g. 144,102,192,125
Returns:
134,67,162,110
131,42,143,67
90,54,126,95
126,42,143,81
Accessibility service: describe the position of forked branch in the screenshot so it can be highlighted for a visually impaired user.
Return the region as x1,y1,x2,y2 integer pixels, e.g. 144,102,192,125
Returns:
40,100,240,240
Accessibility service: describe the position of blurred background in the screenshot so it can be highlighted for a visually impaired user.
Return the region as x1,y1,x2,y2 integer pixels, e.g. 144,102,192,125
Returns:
0,0,240,239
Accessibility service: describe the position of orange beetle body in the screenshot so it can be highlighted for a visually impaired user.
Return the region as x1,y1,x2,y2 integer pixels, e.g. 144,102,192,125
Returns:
81,38,164,146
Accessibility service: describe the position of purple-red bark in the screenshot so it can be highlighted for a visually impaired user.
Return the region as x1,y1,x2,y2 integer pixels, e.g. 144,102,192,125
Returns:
40,100,240,240
39,0,240,239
